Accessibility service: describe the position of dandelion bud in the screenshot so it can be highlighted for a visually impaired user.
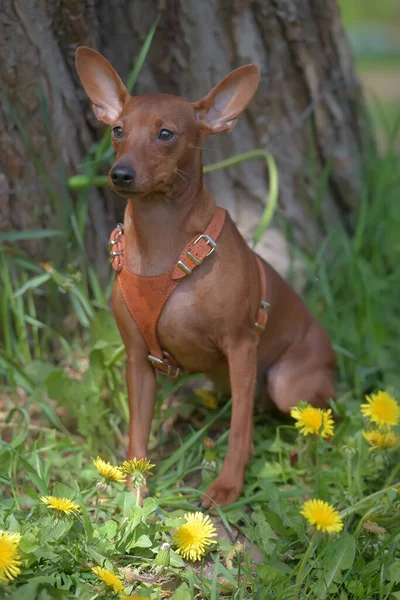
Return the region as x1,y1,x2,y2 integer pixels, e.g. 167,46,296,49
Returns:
95,480,111,494
154,542,171,570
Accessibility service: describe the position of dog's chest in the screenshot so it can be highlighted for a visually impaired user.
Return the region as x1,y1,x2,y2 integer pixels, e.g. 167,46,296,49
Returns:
156,276,224,372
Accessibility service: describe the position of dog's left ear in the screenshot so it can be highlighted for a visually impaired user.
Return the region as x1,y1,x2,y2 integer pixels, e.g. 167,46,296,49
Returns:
75,46,129,124
193,64,260,135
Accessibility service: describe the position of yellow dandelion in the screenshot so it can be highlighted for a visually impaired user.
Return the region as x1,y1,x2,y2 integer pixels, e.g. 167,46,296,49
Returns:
363,428,400,450
173,512,217,561
290,405,335,438
92,566,125,594
120,458,155,477
40,496,80,515
94,456,126,483
300,499,343,534
194,389,219,410
361,391,400,430
0,531,22,582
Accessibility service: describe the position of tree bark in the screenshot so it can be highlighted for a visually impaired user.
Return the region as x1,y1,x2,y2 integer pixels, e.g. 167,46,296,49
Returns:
0,0,367,280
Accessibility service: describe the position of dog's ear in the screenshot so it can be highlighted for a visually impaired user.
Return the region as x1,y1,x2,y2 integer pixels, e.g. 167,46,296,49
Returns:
193,65,260,135
75,47,129,124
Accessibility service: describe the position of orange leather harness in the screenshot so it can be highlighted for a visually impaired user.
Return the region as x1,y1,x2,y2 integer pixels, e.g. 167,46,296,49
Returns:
109,208,269,376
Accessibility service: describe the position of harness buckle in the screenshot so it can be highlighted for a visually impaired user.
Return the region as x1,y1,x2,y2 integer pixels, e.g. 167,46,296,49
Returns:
177,234,217,276
109,250,123,263
108,223,124,251
255,300,270,331
148,354,180,377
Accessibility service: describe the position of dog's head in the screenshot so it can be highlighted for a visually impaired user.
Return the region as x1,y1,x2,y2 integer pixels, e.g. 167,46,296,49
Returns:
76,47,260,198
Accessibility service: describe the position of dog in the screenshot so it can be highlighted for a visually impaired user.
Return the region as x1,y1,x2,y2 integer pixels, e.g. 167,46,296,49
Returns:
76,47,336,507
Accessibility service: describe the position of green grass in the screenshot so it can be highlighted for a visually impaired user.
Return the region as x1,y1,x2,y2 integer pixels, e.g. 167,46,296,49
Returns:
1,22,400,600
1,118,400,597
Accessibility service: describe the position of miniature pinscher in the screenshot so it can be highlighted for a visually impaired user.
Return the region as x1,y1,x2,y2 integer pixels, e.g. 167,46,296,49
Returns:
76,47,336,507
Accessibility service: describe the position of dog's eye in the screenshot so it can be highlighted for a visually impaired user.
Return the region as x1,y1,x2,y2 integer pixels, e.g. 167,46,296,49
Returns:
112,126,124,139
158,129,175,142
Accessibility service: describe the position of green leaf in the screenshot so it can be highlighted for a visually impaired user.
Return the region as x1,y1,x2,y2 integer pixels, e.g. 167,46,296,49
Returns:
251,510,277,556
130,533,152,548
74,484,93,537
14,273,51,297
19,531,39,554
172,583,191,600
0,441,48,496
53,482,76,500
256,563,288,584
126,13,161,92
170,549,185,568
346,579,366,598
387,560,400,583
315,534,356,599
8,583,40,600
23,361,55,385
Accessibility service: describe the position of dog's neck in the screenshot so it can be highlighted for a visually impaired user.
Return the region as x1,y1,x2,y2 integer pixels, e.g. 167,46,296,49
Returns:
123,155,216,275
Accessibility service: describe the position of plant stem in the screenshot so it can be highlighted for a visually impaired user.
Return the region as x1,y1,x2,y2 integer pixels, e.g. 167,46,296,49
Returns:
384,463,400,487
94,490,100,522
347,451,354,497
339,481,400,518
294,535,319,600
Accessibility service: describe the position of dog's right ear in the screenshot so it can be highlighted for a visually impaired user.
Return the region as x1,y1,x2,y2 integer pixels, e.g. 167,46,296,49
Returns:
75,47,129,124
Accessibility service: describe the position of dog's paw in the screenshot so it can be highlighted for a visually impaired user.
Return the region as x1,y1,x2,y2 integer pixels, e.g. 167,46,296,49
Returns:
200,473,243,509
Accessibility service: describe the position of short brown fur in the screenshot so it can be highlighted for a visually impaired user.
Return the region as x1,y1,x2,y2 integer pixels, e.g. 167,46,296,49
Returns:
76,47,336,507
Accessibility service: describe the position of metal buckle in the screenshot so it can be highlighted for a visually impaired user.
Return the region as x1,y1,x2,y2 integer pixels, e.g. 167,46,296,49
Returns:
177,234,217,275
148,354,180,377
109,250,122,263
108,223,124,251
255,300,270,331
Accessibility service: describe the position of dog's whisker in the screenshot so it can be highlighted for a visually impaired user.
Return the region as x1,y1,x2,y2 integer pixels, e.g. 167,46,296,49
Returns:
176,168,196,182
191,145,219,152
175,169,190,185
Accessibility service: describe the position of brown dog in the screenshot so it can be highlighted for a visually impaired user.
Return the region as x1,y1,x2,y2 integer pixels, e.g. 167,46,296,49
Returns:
76,47,336,507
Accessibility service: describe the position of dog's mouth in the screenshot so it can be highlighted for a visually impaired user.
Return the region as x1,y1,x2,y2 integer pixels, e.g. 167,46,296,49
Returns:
111,186,140,198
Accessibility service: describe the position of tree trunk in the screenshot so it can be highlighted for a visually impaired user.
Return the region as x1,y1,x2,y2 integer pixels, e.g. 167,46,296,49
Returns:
0,0,367,280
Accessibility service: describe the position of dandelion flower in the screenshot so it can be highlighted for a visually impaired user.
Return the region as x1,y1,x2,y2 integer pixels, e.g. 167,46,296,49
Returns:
290,405,335,438
94,456,126,483
361,391,400,430
363,428,400,450
173,512,217,561
0,531,22,582
40,496,80,515
194,389,218,410
120,458,155,489
120,458,155,477
92,566,125,594
301,499,343,533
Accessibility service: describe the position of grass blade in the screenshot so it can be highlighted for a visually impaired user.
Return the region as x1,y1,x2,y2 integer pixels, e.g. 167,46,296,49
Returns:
0,230,62,242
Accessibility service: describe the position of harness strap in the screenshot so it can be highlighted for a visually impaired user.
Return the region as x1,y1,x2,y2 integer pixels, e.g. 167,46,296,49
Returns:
109,208,269,377
109,208,226,376
254,255,269,332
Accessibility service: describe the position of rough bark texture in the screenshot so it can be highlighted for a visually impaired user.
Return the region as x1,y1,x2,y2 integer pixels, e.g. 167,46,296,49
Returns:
0,0,366,279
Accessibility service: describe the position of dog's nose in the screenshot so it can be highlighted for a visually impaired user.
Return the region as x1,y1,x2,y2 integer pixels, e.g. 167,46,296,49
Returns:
110,165,136,187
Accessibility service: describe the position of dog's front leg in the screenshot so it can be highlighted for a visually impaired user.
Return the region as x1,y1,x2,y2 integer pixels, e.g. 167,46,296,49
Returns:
201,333,257,508
124,354,157,498
126,354,157,461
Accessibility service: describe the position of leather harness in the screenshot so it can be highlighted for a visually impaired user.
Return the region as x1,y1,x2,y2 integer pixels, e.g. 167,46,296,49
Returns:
109,207,269,377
